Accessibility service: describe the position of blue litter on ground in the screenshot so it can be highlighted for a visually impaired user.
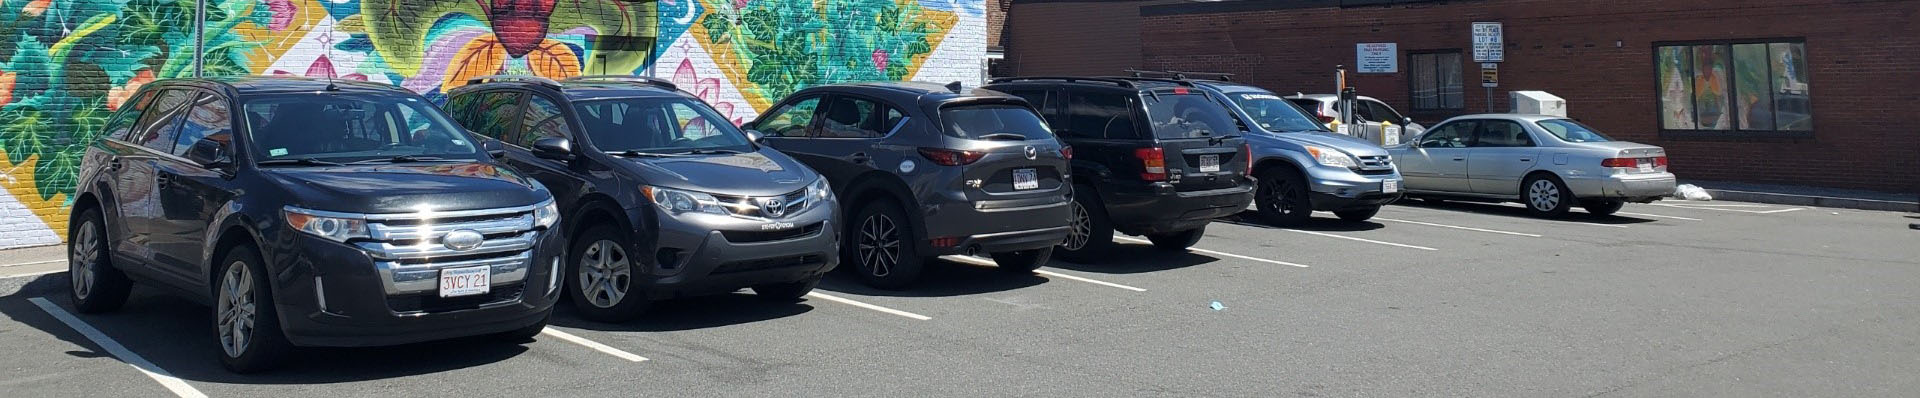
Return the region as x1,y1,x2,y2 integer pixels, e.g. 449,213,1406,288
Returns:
1210,301,1226,311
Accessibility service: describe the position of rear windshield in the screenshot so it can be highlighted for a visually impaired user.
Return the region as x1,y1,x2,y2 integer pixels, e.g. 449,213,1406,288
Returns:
1142,90,1241,139
940,105,1054,141
1535,119,1613,142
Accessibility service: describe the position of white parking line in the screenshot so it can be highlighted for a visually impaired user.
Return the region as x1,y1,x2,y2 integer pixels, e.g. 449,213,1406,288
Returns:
805,292,933,321
1616,211,1701,221
1112,236,1313,267
1280,229,1441,251
1653,203,1807,214
540,327,649,362
942,256,1148,292
0,259,64,268
1372,217,1542,237
27,297,208,398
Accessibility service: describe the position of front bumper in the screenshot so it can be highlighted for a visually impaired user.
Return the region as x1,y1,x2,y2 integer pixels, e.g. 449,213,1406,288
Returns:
1305,167,1405,210
1104,182,1255,235
644,203,840,299
1566,172,1676,202
269,229,564,348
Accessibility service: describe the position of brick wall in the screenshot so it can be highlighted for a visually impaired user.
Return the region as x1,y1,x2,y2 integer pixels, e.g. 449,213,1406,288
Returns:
1003,0,1184,76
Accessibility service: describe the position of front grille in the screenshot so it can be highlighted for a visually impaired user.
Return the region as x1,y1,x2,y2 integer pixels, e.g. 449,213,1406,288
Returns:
1356,155,1394,170
387,283,525,313
713,188,809,219
1356,168,1396,176
713,254,826,275
720,222,824,243
310,202,547,300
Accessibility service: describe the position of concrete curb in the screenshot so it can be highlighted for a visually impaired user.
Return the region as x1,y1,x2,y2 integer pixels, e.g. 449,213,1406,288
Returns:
1703,188,1920,213
0,271,67,299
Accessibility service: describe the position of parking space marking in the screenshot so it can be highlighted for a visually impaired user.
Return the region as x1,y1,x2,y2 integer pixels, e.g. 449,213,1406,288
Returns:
1112,236,1312,267
540,327,649,362
1652,203,1807,214
0,259,63,268
27,297,208,398
1279,229,1440,251
805,292,933,321
943,256,1147,292
1371,217,1542,237
1616,211,1701,221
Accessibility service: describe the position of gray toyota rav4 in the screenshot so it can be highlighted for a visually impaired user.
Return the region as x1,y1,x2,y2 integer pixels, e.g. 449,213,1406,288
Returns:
444,75,838,322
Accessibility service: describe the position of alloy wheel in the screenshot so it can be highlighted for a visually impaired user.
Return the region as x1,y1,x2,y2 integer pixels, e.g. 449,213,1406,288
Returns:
217,261,256,358
857,214,901,277
1062,202,1092,251
1528,179,1562,211
578,240,632,308
70,220,98,300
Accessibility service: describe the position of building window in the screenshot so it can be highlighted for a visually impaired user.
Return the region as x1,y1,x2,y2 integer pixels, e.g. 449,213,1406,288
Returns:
1656,40,1811,135
1408,51,1463,110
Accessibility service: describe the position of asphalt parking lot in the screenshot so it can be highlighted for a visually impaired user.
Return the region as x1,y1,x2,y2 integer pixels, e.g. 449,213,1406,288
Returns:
4,200,1918,397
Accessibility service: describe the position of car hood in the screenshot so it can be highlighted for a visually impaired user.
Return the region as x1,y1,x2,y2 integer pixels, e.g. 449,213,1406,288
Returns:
621,148,816,196
261,162,548,214
1260,130,1391,157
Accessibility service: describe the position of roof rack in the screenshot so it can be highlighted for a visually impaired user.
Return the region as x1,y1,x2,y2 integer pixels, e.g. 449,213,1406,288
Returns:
1124,69,1235,81
1096,75,1198,87
465,75,561,87
987,76,1138,88
563,75,679,90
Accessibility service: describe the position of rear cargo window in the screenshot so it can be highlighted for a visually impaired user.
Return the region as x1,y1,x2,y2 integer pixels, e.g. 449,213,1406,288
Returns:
1142,90,1241,139
1535,119,1613,142
940,105,1054,141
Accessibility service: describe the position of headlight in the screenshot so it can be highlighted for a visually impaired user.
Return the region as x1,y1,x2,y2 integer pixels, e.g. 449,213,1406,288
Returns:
533,200,559,228
1305,146,1359,169
806,177,832,204
284,207,369,242
643,185,730,215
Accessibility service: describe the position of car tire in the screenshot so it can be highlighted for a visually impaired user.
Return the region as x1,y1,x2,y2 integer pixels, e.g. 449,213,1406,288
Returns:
493,313,550,343
751,276,821,302
1055,184,1115,263
1255,168,1313,226
214,247,293,374
1334,207,1381,222
68,208,131,314
1145,226,1205,251
989,247,1052,274
846,199,925,290
1583,199,1626,216
1522,174,1574,218
567,225,651,323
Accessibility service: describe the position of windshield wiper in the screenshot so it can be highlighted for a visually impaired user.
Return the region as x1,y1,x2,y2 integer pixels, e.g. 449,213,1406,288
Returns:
975,133,1030,141
349,155,450,164
256,157,344,167
683,149,747,155
606,150,683,158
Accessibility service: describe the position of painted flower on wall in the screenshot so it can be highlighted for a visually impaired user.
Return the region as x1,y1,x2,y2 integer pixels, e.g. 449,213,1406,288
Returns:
363,0,656,88
268,0,298,31
0,71,14,107
671,58,745,126
271,55,371,81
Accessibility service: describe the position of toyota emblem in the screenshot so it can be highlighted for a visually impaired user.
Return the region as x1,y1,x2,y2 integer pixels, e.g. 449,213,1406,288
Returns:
1024,146,1037,160
442,230,485,251
759,197,786,217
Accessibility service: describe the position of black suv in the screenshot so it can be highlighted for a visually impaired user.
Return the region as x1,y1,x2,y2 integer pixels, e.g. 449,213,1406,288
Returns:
443,75,838,322
66,77,563,373
983,77,1254,261
748,82,1071,289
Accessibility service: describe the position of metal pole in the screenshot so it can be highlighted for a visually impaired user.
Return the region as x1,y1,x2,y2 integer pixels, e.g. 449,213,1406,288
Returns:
1486,87,1493,113
193,0,205,77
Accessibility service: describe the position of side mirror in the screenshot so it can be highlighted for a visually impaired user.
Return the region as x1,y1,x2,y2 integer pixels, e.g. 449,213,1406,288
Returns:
743,129,766,143
1403,117,1416,126
481,139,507,159
185,137,233,170
531,137,574,160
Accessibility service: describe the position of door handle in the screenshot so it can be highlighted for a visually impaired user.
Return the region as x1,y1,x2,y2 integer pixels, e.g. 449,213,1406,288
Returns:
850,152,871,164
1451,157,1466,161
1519,158,1533,162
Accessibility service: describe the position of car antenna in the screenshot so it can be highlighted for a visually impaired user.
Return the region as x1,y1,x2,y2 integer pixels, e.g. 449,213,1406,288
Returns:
323,27,340,91
945,81,964,94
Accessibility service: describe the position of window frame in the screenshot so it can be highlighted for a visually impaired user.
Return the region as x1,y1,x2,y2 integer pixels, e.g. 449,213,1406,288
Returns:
1651,38,1814,140
1405,49,1465,111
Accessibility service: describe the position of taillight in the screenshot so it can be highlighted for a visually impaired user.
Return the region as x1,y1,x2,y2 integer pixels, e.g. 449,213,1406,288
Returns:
1318,112,1336,124
1654,156,1669,168
1600,158,1638,168
918,148,985,166
1061,146,1073,160
1135,147,1167,181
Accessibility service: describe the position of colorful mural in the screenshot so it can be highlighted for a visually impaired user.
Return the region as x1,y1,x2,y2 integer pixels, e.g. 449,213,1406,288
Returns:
0,0,983,248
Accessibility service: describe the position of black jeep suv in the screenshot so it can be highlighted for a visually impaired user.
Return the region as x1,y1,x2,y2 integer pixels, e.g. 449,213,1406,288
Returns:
67,77,563,373
444,75,838,322
983,77,1254,261
748,82,1071,289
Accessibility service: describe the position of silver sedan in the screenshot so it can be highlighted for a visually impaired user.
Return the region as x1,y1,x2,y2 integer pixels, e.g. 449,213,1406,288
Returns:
1385,114,1676,217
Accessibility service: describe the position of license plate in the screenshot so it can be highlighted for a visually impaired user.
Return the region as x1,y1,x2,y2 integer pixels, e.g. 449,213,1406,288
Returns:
1199,155,1221,172
1383,179,1400,193
1637,159,1655,173
1013,168,1039,190
438,266,491,298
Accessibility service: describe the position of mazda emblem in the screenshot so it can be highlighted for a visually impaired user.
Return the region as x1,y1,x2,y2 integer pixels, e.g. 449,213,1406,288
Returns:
443,230,485,251
1024,146,1037,160
759,197,786,217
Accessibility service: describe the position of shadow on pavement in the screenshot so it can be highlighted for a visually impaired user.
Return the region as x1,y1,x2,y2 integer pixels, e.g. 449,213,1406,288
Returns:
1041,241,1222,274
1393,199,1659,225
815,258,1047,298
549,292,814,332
1218,213,1385,232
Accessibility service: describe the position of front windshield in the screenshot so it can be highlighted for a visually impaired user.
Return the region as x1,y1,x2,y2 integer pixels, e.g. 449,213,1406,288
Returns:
1141,89,1242,139
1535,119,1614,142
244,94,477,163
573,98,753,154
1227,92,1327,132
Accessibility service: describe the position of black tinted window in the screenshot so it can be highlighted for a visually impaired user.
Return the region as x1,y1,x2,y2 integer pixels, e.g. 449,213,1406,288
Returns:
1141,89,1239,139
1473,120,1533,147
244,94,476,161
132,89,195,153
1005,90,1061,128
518,95,568,147
466,92,523,141
1286,99,1323,116
1418,121,1475,148
818,96,885,138
172,93,233,156
1365,100,1405,123
941,105,1053,141
1065,92,1137,139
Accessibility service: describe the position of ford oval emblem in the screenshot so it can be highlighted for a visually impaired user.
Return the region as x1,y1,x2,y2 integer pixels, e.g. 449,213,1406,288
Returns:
443,230,485,251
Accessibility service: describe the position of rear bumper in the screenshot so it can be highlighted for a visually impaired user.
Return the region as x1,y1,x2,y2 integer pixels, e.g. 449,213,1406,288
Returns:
1566,173,1676,202
921,189,1074,255
1104,182,1255,235
646,205,840,299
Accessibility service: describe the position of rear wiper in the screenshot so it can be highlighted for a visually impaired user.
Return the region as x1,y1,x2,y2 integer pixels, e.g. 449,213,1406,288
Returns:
975,133,1029,141
606,150,683,158
256,157,344,167
349,155,449,164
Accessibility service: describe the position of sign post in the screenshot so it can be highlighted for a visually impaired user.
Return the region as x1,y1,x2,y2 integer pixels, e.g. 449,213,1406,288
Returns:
1473,22,1504,113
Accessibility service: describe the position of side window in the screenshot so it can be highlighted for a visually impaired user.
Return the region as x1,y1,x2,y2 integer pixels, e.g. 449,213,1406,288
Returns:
883,108,906,134
132,89,195,153
818,96,884,138
1286,99,1323,116
1473,120,1534,147
1418,121,1475,148
1006,89,1061,128
471,92,524,143
519,95,567,147
757,97,820,137
443,94,477,130
1065,92,1137,139
171,93,233,156
104,91,158,141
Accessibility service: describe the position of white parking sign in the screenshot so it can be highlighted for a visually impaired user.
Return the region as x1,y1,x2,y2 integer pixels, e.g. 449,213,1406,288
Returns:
1473,22,1504,62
